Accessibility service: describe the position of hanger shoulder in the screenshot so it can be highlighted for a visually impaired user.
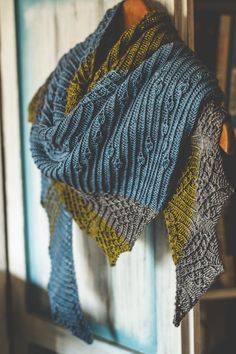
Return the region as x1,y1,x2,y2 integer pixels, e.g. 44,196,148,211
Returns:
220,121,236,155
123,0,150,30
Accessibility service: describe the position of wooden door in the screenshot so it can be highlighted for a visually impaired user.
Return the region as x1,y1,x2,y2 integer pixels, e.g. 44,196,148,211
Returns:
0,1,195,353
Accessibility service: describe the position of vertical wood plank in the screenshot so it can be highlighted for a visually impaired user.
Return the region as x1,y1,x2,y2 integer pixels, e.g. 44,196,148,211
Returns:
181,311,195,354
194,303,202,354
187,0,195,49
0,83,9,354
155,215,182,354
174,0,194,48
0,0,25,280
157,0,175,17
0,0,26,352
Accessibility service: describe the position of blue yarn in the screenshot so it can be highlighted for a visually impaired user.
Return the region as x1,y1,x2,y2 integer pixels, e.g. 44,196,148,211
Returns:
31,40,222,211
48,206,93,343
41,176,93,343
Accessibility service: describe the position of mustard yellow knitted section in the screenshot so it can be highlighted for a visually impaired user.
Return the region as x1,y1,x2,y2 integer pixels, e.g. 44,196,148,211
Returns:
53,181,131,265
41,179,130,264
65,51,96,115
66,11,178,114
164,135,200,264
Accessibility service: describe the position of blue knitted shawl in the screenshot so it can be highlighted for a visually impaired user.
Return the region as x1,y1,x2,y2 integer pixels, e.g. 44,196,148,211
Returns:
29,2,233,344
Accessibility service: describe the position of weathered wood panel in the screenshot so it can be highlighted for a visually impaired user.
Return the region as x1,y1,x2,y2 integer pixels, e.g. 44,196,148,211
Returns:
0,0,26,352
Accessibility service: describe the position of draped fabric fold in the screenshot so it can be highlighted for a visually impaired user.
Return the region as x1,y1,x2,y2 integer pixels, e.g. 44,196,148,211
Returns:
28,1,234,343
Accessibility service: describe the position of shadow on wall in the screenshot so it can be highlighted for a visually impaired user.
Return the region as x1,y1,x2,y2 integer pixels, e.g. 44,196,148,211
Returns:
1,215,171,354
0,272,58,354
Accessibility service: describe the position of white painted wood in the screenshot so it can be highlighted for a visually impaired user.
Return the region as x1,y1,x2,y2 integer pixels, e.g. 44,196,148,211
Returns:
158,0,175,16
181,310,195,354
0,0,25,281
188,310,195,354
0,0,27,351
155,215,182,354
74,223,155,345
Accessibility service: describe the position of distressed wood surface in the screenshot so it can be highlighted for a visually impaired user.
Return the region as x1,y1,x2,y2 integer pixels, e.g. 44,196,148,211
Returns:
0,0,26,352
1,0,196,353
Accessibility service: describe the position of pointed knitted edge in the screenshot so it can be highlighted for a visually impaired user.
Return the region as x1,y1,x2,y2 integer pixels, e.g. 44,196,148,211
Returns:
173,229,225,326
173,101,234,326
47,205,94,343
41,176,93,343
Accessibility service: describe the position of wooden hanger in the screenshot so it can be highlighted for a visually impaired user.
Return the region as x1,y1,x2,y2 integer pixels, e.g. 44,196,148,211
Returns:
123,0,150,29
123,0,235,155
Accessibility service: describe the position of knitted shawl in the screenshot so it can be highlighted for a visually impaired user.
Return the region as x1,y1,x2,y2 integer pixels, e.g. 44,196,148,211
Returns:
28,2,233,344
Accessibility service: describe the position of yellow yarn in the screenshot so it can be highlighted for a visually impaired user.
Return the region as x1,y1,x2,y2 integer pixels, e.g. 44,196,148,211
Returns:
164,135,200,264
66,11,178,114
53,181,130,265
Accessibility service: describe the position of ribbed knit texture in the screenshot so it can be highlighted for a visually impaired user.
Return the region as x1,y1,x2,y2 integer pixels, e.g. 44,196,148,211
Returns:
28,1,233,343
164,100,233,325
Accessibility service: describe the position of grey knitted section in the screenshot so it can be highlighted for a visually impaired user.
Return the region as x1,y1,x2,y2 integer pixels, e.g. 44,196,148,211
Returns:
174,100,234,326
71,189,158,248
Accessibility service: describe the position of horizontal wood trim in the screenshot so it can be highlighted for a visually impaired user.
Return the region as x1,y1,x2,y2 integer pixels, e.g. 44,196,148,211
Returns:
202,287,236,300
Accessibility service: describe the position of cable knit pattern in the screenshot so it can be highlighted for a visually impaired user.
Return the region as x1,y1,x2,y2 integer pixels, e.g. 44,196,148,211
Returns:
28,1,233,343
